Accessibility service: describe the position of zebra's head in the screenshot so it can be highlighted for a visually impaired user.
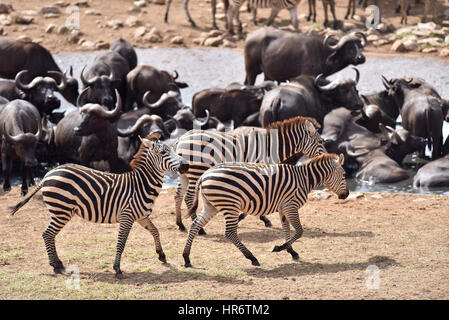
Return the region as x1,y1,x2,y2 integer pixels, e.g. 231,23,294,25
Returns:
142,138,189,174
297,119,326,158
323,153,349,200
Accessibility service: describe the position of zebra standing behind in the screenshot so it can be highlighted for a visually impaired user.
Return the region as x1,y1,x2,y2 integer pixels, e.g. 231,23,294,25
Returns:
183,153,349,268
227,0,301,34
10,137,189,278
174,116,325,234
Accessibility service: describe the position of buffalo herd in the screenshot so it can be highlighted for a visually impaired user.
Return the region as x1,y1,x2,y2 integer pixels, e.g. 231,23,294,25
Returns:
1,28,449,198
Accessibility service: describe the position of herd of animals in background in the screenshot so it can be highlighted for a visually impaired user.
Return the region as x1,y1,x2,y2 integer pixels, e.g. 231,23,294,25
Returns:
1,19,449,276
165,0,440,32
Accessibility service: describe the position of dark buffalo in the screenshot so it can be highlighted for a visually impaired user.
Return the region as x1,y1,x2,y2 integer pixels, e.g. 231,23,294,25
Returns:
413,155,449,188
259,68,363,127
117,114,171,164
0,79,26,101
243,27,366,85
125,65,188,111
383,77,444,160
55,89,131,172
0,38,79,105
192,88,263,128
165,107,223,134
79,51,130,109
0,99,41,195
109,38,138,71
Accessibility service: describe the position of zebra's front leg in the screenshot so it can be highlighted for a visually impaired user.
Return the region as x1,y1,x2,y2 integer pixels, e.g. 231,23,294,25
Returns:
278,212,300,260
183,198,218,267
288,7,299,31
113,214,134,279
252,7,258,25
211,0,218,29
183,0,197,28
266,7,280,27
138,216,166,263
224,212,260,266
175,174,189,231
43,214,72,274
271,209,303,254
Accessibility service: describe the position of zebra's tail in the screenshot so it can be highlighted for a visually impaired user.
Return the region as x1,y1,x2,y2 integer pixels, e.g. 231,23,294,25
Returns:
9,182,44,216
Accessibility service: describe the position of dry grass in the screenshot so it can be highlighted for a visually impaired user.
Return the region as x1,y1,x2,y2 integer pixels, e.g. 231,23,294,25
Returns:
0,186,448,299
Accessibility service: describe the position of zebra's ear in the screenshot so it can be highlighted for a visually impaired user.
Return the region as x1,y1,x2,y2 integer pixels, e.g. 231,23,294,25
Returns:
338,153,345,165
305,120,316,134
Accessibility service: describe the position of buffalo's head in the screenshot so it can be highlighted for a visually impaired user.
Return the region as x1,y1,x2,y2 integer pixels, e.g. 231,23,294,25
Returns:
118,114,170,140
2,122,41,167
324,32,367,67
79,65,121,109
15,70,66,115
314,68,363,110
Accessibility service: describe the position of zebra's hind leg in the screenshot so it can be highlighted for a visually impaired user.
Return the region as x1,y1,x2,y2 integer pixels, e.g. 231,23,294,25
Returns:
113,214,134,279
183,197,218,267
175,174,189,231
42,212,73,274
182,0,197,28
138,216,167,263
184,179,206,235
278,212,299,260
224,211,260,266
271,208,303,254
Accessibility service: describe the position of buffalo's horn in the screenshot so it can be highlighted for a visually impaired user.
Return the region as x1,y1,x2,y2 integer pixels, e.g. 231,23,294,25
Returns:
35,117,42,139
81,90,122,120
48,71,67,91
355,32,367,47
117,114,154,137
80,65,96,86
172,70,179,79
193,109,210,128
352,67,360,84
15,70,34,91
143,91,179,109
323,34,338,50
76,87,90,107
314,74,339,91
381,75,392,90
3,123,21,144
166,115,182,129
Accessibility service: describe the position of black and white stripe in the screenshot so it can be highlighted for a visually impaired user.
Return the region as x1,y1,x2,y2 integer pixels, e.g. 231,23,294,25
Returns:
174,117,325,233
10,138,189,278
227,0,301,33
182,153,349,267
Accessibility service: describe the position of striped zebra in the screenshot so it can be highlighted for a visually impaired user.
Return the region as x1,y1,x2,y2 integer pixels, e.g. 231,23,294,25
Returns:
10,137,189,278
227,0,301,34
175,116,325,234
183,153,349,267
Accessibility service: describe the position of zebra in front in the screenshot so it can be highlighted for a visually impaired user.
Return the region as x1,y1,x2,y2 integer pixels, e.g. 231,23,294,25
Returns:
183,153,349,267
10,137,189,278
227,0,302,34
174,116,326,234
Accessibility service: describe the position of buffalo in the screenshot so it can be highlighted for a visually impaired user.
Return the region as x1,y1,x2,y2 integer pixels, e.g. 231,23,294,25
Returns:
125,65,188,111
79,51,130,109
243,28,366,85
192,88,263,128
109,38,138,71
0,99,41,195
259,68,363,127
413,155,449,188
0,38,78,105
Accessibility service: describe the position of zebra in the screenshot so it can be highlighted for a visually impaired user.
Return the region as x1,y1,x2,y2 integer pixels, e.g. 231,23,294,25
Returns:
227,0,302,34
174,116,326,234
183,153,349,267
10,137,189,278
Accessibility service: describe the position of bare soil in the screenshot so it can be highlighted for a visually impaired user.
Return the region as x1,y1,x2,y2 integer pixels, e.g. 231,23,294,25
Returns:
0,186,448,299
2,0,449,59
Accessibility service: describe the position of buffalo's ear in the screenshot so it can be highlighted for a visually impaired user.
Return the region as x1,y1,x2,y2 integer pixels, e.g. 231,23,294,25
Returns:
175,81,189,88
350,110,361,117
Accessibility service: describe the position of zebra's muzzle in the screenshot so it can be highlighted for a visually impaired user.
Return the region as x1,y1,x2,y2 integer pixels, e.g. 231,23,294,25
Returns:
179,163,189,174
338,190,349,199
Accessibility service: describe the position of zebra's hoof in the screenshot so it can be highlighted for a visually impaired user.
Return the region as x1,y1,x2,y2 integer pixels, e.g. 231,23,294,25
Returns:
178,224,186,232
21,189,28,196
271,245,281,253
115,272,124,279
252,259,260,266
198,228,207,236
238,214,246,222
263,221,273,228
184,262,192,268
292,254,300,261
158,254,167,264
53,267,65,274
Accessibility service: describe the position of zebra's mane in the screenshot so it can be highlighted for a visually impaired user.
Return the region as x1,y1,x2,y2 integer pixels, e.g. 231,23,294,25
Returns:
266,116,321,133
305,153,338,165
130,133,161,170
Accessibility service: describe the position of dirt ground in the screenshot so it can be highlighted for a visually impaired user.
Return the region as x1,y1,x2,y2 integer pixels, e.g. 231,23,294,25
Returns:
0,186,448,299
2,0,449,58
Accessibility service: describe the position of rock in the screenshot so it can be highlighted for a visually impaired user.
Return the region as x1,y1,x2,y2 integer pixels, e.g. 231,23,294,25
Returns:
67,29,82,43
95,40,110,49
41,5,61,15
85,9,101,16
134,0,147,7
128,6,141,13
366,28,379,36
11,13,34,25
45,23,56,33
106,19,123,29
193,37,205,45
422,47,437,53
417,22,437,30
207,30,223,38
347,192,364,199
439,48,449,57
0,26,3,35
17,35,32,42
33,38,43,44
413,29,432,37
170,35,184,44
390,39,406,52
153,0,165,4
54,1,70,7
148,26,162,38
21,10,38,16
417,37,442,47
396,27,413,35
80,40,95,50
373,39,390,47
353,14,365,22
445,35,449,44
403,39,419,51
57,25,68,34
74,1,90,7
367,34,380,42
134,26,147,38
222,39,236,48
44,13,60,19
204,36,222,47
126,16,142,27
370,194,383,199
385,34,398,42
376,22,388,33
0,14,11,26
0,3,12,14
342,21,357,32
311,190,333,200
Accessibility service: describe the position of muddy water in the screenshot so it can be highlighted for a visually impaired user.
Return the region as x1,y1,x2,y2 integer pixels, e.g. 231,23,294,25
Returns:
26,49,449,195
